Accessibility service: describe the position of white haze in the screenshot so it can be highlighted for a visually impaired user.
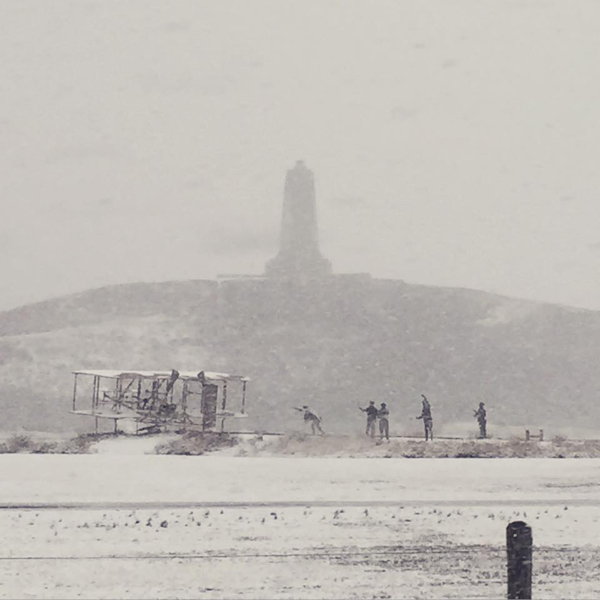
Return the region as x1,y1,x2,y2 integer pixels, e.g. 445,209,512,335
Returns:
1,0,600,310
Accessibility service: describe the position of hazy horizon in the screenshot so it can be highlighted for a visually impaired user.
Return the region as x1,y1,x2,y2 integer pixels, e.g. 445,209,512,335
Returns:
2,0,600,312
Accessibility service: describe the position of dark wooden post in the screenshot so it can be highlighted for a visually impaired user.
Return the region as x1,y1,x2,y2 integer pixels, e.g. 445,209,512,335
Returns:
539,429,544,442
72,374,78,411
181,380,189,431
507,521,532,599
92,376,99,412
525,430,530,441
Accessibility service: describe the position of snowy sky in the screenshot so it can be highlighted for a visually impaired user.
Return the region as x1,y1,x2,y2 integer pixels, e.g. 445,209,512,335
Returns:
2,0,600,311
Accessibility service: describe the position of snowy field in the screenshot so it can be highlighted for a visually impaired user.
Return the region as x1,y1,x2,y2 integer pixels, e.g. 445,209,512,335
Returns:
1,455,600,599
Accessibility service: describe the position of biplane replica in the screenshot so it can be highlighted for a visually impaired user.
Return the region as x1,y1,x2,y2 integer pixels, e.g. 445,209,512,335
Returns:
70,369,249,434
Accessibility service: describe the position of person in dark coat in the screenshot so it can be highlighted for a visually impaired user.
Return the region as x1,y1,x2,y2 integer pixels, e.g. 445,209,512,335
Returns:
294,406,325,435
473,402,487,439
416,394,433,441
378,403,390,441
359,400,378,437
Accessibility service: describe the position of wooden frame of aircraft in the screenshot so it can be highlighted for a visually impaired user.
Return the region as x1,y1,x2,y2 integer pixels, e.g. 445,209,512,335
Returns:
70,369,249,434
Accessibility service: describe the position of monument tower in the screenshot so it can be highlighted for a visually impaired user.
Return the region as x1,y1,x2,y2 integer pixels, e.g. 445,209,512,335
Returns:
265,160,332,280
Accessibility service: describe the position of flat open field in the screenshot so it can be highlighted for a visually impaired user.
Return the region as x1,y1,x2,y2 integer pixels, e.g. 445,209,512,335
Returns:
1,455,600,599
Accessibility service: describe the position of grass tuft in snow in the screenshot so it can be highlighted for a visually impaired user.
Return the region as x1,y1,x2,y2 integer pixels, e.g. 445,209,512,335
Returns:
154,431,237,455
0,432,111,454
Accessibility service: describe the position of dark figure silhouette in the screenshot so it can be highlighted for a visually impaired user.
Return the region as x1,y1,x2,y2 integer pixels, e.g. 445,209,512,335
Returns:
474,402,487,439
359,401,378,437
378,403,390,441
294,406,325,435
416,394,433,441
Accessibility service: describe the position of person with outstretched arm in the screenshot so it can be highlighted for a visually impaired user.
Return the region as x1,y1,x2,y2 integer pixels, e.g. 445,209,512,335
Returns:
416,394,433,441
293,405,325,435
359,400,378,437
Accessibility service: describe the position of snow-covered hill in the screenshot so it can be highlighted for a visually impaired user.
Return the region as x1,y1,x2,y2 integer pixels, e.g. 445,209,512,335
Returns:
0,277,598,433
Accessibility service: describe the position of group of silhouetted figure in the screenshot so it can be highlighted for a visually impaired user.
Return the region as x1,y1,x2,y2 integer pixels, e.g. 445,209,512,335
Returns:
294,395,488,441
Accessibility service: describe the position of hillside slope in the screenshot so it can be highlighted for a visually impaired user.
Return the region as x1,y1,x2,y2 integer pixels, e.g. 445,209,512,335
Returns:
0,278,598,434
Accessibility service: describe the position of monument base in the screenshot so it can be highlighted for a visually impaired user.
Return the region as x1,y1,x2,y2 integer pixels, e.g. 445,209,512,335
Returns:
265,252,332,282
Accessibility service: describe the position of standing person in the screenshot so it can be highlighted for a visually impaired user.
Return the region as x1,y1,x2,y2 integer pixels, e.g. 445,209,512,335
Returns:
473,402,487,439
359,400,378,437
294,406,325,435
378,403,390,441
416,394,433,441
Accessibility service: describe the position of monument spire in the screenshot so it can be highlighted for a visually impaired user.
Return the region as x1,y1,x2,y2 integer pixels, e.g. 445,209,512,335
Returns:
265,160,332,280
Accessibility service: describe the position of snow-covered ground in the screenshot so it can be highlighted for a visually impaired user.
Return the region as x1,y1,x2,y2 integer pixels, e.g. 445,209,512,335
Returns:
2,454,600,505
1,455,599,598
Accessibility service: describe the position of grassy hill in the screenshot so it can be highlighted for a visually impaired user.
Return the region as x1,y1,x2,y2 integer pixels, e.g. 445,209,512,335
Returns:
0,277,598,435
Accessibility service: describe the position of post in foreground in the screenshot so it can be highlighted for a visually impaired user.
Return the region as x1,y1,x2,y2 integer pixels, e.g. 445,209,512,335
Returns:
507,520,533,599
